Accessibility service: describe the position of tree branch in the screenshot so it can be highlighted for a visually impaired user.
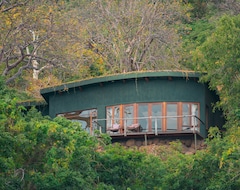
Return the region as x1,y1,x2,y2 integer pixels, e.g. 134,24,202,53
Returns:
138,37,154,63
2,46,25,76
1,0,29,12
5,63,31,84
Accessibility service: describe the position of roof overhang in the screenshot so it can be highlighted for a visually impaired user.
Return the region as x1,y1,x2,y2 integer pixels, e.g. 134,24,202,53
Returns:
40,70,202,103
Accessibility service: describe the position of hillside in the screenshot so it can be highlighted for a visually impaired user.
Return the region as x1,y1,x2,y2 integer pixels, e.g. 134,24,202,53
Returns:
0,1,239,189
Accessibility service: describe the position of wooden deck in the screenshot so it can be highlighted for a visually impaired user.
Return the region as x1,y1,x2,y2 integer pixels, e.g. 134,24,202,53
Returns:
107,129,202,139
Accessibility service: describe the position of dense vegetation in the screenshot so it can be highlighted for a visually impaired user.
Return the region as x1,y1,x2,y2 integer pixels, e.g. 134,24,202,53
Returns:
0,0,240,189
0,78,239,189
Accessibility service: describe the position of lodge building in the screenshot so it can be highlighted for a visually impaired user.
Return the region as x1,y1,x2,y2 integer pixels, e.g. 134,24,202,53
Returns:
39,71,224,148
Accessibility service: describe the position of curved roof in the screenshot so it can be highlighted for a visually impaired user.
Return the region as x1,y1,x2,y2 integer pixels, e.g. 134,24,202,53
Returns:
40,70,201,95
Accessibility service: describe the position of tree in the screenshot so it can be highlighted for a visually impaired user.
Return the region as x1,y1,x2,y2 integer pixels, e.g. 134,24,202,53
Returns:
78,0,188,73
0,1,66,84
193,14,240,126
209,0,240,15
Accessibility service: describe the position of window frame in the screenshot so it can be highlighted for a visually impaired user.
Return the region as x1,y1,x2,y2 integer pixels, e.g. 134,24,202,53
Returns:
106,102,200,133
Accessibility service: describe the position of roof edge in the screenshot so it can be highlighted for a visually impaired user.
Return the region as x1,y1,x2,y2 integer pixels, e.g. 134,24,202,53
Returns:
40,70,202,95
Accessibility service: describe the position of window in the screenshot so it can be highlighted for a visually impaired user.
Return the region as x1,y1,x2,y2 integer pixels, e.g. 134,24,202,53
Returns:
124,105,134,127
182,103,191,127
191,104,199,127
181,103,200,131
57,109,97,134
151,104,162,132
106,102,200,134
107,106,120,128
166,104,177,130
106,107,113,128
138,104,148,132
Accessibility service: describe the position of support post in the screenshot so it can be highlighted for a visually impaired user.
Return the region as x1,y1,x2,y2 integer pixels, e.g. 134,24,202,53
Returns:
155,118,158,135
194,132,197,152
144,134,147,146
124,120,127,136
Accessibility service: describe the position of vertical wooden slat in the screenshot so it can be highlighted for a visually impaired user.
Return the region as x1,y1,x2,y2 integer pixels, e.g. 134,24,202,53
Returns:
135,103,138,131
178,102,182,131
112,106,114,126
162,102,166,132
119,105,123,133
134,103,137,124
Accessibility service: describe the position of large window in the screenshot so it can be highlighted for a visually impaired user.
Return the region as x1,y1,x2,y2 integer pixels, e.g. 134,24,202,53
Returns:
151,104,162,132
138,104,148,132
57,109,97,134
182,103,191,127
182,103,199,130
166,104,178,130
124,105,134,127
106,102,200,134
107,106,120,128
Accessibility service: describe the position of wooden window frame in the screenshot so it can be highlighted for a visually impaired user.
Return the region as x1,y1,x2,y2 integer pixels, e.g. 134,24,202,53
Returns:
106,102,200,134
165,102,178,131
150,103,163,132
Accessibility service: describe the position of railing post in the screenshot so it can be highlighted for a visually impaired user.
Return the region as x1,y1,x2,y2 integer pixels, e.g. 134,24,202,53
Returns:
144,134,147,146
124,120,127,136
154,117,158,135
194,115,197,151
194,132,197,152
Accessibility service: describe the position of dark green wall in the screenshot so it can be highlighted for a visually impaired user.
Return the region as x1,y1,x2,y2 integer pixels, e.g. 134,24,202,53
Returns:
48,77,205,115
204,85,225,136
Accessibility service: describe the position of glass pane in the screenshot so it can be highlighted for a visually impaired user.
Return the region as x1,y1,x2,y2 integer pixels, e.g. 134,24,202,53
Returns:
124,105,134,127
72,120,90,133
167,104,177,130
114,106,120,124
191,104,199,127
182,103,191,126
152,104,162,132
107,107,113,128
60,108,97,134
138,104,148,132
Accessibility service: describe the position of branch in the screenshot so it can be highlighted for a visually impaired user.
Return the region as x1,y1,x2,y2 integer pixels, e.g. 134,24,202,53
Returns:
2,46,25,76
1,0,29,12
39,64,53,73
0,47,3,63
14,168,25,182
25,55,57,67
5,62,31,84
138,37,154,63
0,0,3,8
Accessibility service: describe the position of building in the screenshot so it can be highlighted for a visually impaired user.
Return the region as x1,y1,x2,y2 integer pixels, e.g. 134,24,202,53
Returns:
40,71,224,148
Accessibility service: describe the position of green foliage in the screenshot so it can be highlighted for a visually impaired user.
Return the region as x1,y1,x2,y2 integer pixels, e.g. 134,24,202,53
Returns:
187,0,209,19
0,79,100,189
0,85,239,190
96,144,166,190
180,18,215,69
193,14,240,126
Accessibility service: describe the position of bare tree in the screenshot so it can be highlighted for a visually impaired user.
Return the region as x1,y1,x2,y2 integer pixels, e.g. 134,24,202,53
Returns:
0,0,29,12
213,0,240,15
0,0,63,84
81,0,187,73
0,0,189,85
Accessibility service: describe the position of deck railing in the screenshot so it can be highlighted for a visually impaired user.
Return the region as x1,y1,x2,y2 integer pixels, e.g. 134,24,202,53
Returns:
92,114,204,136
